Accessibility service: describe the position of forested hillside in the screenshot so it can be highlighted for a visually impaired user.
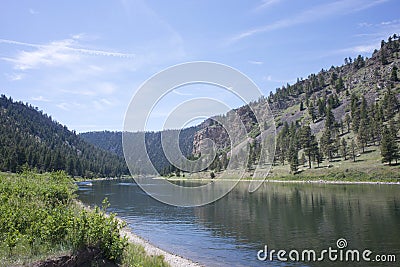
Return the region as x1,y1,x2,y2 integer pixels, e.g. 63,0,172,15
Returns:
0,95,128,177
80,127,199,175
192,34,400,178
81,35,400,179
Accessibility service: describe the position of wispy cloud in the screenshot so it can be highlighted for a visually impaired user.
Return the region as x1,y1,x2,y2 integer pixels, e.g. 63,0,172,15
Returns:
380,19,400,26
263,75,295,84
0,38,135,70
254,0,282,11
358,22,373,27
229,0,389,44
31,96,51,102
56,101,87,111
92,98,117,110
29,8,38,15
59,83,117,96
248,60,264,65
56,103,70,111
5,72,24,81
339,44,377,54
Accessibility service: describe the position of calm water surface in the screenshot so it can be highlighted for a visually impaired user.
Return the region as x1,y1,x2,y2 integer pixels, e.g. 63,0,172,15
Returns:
77,179,400,267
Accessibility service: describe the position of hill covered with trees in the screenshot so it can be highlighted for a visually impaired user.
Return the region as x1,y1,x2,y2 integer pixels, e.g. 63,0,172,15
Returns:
80,34,400,180
0,95,128,177
80,126,199,175
191,34,400,179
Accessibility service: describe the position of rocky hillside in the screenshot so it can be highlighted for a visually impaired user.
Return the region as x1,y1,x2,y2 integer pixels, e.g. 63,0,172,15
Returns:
194,36,399,149
83,35,400,177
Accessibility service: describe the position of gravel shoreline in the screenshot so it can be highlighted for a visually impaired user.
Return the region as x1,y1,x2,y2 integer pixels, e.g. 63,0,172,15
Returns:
120,227,204,267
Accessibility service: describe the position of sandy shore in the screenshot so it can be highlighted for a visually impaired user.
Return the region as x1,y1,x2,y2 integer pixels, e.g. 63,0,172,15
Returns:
120,227,203,267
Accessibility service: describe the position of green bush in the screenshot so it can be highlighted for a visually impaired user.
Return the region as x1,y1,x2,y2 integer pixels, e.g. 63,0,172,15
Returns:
0,171,127,264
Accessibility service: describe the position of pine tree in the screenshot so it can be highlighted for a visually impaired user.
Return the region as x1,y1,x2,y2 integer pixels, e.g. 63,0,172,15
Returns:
318,98,325,118
381,125,398,165
390,66,398,81
325,106,335,130
350,139,357,162
357,118,369,153
383,87,399,118
308,102,316,122
320,128,333,161
340,138,348,160
299,125,318,168
289,140,299,174
345,113,351,133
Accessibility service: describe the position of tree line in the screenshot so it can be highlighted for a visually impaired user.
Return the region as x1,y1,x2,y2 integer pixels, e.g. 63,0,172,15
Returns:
0,95,128,177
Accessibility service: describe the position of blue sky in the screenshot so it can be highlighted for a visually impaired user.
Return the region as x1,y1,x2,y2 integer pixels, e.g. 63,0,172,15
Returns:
1,0,399,132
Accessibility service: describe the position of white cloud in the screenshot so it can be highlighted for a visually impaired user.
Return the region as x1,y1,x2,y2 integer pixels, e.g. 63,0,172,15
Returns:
31,96,50,102
59,82,117,97
93,98,116,110
229,0,389,43
380,19,399,25
0,38,135,70
343,44,377,54
248,60,264,65
56,103,69,111
254,0,282,11
358,22,373,27
5,73,24,81
59,89,94,96
97,82,117,95
100,98,114,106
29,8,38,15
56,101,88,111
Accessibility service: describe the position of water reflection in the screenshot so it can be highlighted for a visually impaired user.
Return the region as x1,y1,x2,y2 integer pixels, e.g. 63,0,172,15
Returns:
77,179,400,266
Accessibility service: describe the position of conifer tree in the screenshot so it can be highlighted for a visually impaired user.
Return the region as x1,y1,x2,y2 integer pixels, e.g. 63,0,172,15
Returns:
350,139,357,162
390,66,398,81
357,118,369,153
340,138,348,160
289,140,299,174
344,113,351,133
381,125,398,165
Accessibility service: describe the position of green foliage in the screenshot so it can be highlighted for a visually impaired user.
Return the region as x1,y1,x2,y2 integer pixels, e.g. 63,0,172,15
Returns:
0,171,127,264
381,125,399,165
121,243,170,267
288,139,299,174
391,65,399,81
0,95,128,177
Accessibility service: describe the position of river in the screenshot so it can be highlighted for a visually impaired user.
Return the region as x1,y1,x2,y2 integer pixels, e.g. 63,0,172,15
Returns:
77,179,400,266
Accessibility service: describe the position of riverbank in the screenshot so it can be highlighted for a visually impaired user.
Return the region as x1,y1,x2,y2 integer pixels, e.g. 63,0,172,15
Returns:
77,200,203,267
120,226,203,267
164,177,400,185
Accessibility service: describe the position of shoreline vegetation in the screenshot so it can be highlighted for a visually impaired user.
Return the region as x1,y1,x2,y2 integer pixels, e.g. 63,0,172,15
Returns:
0,171,172,267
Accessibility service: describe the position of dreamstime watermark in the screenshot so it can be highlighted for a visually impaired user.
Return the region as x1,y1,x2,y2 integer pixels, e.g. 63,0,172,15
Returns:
123,61,276,207
257,238,397,263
